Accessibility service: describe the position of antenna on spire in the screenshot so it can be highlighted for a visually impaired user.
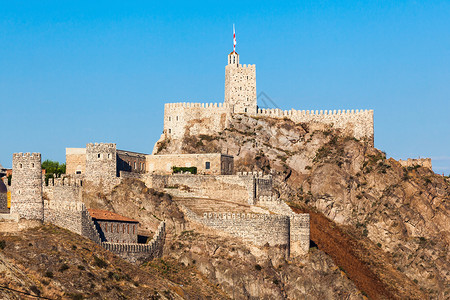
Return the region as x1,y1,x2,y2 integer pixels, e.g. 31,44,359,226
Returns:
233,24,236,52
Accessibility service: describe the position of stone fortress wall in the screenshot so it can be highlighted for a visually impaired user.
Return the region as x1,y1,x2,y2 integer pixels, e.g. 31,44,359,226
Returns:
102,221,165,264
116,149,148,176
202,212,290,248
399,158,432,170
66,148,86,175
163,104,374,144
3,145,310,258
0,178,8,213
146,153,234,175
163,102,231,140
3,151,165,264
162,51,374,144
256,108,374,142
103,156,311,256
143,171,272,206
179,204,309,256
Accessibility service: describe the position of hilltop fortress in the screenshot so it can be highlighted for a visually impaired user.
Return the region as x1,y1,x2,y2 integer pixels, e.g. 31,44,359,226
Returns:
0,46,380,263
161,50,374,145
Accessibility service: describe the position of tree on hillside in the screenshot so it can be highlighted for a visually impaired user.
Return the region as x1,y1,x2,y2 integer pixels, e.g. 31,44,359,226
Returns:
41,160,66,184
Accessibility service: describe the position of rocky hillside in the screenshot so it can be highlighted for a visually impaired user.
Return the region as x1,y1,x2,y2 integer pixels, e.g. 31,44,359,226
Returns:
80,179,366,299
0,224,227,299
156,114,450,299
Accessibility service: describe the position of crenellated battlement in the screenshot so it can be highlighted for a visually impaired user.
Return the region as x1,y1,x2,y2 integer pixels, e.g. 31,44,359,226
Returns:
202,211,287,220
255,108,374,142
13,153,41,160
258,195,282,203
47,200,85,212
161,45,374,144
399,158,432,170
165,102,231,109
45,175,83,187
257,108,373,116
101,221,166,263
238,64,256,69
86,143,116,150
236,171,271,179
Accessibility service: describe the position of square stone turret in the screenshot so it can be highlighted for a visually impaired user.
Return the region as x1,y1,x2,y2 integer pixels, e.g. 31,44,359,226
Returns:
224,51,257,114
85,143,117,184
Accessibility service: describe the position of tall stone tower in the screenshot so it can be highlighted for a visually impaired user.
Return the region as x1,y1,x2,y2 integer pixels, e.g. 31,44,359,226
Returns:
224,51,257,114
11,153,43,220
85,143,117,184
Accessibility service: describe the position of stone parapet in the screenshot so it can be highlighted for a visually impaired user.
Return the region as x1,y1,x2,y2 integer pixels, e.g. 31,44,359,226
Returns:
101,221,166,264
255,108,374,142
399,158,432,170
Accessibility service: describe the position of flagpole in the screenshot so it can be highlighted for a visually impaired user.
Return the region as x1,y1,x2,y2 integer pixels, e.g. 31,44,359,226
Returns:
233,24,236,52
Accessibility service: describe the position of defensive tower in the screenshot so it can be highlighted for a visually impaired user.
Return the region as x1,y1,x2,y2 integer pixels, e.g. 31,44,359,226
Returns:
224,51,257,114
10,153,43,220
85,143,117,183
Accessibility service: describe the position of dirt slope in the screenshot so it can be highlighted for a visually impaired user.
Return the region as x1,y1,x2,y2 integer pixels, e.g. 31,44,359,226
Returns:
0,225,228,299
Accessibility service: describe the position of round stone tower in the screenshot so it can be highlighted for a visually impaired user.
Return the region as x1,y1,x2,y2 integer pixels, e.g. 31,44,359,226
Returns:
10,153,43,220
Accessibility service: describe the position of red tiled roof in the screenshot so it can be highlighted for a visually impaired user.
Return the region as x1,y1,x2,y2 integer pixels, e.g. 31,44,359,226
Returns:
88,209,138,223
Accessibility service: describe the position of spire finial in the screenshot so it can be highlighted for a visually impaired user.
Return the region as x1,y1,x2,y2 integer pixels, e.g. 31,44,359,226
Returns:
233,24,236,52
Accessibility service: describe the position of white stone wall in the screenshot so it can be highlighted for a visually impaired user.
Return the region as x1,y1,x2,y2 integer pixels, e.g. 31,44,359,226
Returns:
202,212,290,247
163,102,231,140
255,108,374,143
290,214,310,256
399,158,432,170
225,58,257,114
146,153,233,175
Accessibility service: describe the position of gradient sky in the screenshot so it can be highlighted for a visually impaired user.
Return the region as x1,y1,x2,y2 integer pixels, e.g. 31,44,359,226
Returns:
1,1,449,174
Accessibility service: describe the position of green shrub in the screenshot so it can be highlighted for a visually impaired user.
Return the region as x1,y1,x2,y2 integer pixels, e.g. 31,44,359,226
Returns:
172,166,197,174
0,240,5,250
255,264,262,271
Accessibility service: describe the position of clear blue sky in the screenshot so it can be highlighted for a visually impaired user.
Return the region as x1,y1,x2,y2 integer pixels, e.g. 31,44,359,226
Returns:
1,1,449,174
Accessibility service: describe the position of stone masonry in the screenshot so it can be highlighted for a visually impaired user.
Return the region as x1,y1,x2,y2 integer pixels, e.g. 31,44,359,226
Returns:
11,153,44,220
162,50,374,144
85,143,119,188
399,158,432,170
225,51,257,114
2,150,166,264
